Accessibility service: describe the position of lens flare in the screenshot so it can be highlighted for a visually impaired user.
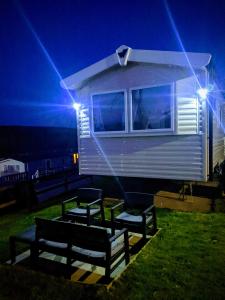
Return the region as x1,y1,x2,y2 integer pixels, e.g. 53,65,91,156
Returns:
15,2,126,187
15,2,75,106
164,0,225,133
73,103,81,110
197,88,208,100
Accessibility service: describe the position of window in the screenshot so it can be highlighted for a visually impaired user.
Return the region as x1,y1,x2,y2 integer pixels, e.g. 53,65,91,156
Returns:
46,159,52,170
3,165,20,174
131,85,173,131
92,91,125,132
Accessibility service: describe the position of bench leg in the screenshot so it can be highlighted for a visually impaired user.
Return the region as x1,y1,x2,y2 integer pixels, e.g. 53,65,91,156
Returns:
143,229,147,241
66,255,72,279
87,215,91,226
142,222,148,241
30,244,39,268
101,204,105,225
105,264,111,280
111,220,116,236
124,231,130,265
9,236,16,264
152,207,157,234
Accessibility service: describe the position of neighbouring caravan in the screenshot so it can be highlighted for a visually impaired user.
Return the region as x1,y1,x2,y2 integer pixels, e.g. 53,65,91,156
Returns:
0,158,25,177
61,46,224,182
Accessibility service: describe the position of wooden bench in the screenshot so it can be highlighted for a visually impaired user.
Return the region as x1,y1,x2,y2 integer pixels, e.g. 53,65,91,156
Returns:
9,217,60,264
31,217,130,279
9,225,36,264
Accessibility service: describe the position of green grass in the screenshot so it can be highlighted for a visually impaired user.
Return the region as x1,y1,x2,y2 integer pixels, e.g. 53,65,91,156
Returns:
107,210,225,300
0,265,106,300
0,204,225,299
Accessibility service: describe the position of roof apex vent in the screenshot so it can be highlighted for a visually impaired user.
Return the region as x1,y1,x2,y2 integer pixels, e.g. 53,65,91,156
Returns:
116,45,131,66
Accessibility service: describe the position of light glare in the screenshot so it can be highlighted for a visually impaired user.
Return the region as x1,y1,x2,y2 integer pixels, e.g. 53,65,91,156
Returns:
197,88,208,99
73,103,81,110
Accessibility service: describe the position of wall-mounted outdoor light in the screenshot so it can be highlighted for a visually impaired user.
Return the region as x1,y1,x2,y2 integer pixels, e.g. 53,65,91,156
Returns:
197,88,209,100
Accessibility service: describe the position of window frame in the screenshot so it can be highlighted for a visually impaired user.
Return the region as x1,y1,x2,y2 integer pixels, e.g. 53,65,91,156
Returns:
91,89,128,135
129,83,175,133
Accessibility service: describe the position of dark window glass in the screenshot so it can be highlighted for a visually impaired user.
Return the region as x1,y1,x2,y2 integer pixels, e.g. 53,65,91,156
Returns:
132,85,172,130
93,92,125,132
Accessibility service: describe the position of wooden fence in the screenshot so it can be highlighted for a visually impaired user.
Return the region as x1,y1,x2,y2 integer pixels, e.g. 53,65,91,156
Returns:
0,172,29,187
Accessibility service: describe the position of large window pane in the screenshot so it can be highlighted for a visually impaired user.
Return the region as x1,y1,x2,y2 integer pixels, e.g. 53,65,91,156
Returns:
132,85,172,130
93,92,125,132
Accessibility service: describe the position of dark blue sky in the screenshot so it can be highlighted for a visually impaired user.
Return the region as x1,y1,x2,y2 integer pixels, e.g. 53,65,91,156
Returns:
0,0,225,127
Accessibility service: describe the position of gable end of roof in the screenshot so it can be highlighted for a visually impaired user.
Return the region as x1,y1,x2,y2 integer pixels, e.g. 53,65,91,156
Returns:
61,46,212,90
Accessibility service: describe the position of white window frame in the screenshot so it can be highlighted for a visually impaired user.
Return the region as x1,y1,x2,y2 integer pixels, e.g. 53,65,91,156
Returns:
129,83,175,133
91,89,128,135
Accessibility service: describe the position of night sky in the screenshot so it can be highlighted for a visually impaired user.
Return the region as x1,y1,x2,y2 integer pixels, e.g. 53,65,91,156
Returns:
0,0,225,128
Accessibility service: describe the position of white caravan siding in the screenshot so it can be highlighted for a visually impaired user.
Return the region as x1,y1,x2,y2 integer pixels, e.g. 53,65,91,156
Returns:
79,135,204,180
212,90,225,167
77,63,208,181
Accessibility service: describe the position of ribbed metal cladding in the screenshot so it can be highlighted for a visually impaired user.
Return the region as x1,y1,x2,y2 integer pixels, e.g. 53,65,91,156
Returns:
79,107,90,137
79,135,204,181
177,97,199,134
76,66,208,181
213,108,224,166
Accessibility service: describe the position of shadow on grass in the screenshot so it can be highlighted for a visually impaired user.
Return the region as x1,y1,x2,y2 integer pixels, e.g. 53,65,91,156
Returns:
0,264,107,300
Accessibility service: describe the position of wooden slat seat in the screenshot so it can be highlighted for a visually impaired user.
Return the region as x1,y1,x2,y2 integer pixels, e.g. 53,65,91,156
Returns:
31,217,130,279
9,225,36,263
111,192,157,240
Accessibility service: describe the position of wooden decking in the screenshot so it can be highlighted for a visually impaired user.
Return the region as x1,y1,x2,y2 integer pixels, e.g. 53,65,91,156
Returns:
154,179,221,212
155,191,212,212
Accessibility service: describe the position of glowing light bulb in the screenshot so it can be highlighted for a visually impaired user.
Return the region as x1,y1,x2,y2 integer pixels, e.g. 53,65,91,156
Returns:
73,103,81,110
197,88,208,100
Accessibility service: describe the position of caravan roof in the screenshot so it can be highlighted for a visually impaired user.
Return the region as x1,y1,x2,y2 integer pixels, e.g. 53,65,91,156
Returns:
61,45,211,90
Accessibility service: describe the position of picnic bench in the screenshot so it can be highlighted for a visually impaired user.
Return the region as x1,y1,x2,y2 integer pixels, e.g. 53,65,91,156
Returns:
9,217,130,279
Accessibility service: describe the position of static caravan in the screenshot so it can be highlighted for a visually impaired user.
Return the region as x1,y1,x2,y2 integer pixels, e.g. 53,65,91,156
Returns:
61,46,224,182
0,158,25,177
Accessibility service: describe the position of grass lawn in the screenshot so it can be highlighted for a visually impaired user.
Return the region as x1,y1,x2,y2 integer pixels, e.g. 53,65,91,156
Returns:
0,203,225,299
